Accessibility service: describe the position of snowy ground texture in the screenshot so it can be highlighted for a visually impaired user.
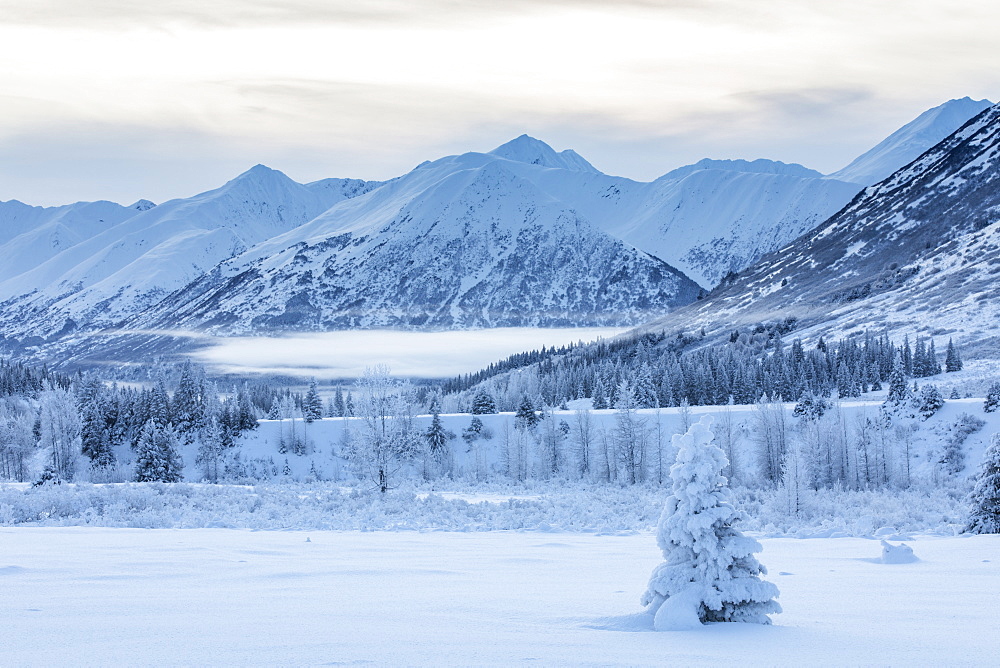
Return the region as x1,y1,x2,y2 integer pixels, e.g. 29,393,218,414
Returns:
3,528,997,666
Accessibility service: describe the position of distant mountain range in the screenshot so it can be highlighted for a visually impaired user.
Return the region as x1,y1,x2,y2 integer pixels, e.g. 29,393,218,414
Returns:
0,97,991,367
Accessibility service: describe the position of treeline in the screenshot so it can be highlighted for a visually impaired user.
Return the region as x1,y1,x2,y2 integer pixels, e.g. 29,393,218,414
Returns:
0,361,266,484
448,325,964,413
440,339,600,395
0,358,71,397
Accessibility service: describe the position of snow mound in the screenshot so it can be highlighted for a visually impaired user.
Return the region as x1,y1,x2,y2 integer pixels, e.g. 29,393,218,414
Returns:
881,540,919,564
653,584,704,631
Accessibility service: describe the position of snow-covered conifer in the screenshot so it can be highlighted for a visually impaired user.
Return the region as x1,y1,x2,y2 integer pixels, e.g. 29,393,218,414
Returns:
134,420,184,483
462,416,484,446
515,396,540,430
471,390,497,415
173,363,205,441
884,361,909,406
967,433,1000,534
591,378,608,410
917,384,945,419
424,411,453,454
642,416,780,630
945,339,963,373
984,383,1000,414
303,379,323,423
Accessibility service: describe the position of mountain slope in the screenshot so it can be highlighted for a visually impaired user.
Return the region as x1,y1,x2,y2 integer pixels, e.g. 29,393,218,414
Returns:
0,198,150,283
637,102,1000,356
609,162,861,287
829,97,993,186
129,155,700,334
0,167,380,338
429,149,863,288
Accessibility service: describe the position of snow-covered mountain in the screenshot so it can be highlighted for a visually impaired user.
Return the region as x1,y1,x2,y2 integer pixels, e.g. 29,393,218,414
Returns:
829,97,993,185
638,101,1000,357
0,98,991,367
409,140,864,288
0,198,151,284
130,154,700,333
0,167,380,339
608,160,861,287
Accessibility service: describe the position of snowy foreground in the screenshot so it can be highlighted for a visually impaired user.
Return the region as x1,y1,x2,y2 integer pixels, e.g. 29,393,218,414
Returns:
3,528,997,666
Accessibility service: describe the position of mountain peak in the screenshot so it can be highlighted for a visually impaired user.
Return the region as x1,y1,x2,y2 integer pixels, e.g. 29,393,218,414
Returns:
658,158,823,182
829,96,994,185
488,135,600,173
217,164,302,194
237,163,281,179
130,199,156,211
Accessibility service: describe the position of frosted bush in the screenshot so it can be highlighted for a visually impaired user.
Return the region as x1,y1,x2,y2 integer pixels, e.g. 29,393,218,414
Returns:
0,476,974,534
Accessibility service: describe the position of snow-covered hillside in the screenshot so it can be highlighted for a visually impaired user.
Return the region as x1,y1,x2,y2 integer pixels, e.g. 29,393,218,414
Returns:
611,160,860,287
0,198,150,284
829,97,993,185
0,168,380,339
637,101,1000,359
130,153,700,333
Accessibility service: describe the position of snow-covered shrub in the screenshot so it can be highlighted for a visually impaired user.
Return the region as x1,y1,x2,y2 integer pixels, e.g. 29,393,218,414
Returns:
793,393,831,421
642,416,780,629
916,384,945,420
938,413,985,476
967,433,1000,534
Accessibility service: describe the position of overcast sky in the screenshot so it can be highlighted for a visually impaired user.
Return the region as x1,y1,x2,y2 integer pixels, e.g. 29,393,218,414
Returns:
1,0,998,206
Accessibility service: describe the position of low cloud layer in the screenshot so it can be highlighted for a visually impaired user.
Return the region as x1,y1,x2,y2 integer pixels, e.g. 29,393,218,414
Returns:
188,327,626,379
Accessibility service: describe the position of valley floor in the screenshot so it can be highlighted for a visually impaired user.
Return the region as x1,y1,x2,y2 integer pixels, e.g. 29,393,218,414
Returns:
3,527,997,666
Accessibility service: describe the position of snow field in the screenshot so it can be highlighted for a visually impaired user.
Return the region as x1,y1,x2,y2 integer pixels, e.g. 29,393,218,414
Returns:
2,528,997,666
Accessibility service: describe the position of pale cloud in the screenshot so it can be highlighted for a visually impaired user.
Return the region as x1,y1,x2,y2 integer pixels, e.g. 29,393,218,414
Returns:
0,0,997,205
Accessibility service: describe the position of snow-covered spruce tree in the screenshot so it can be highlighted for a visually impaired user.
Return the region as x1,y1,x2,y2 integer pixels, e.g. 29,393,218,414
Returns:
945,339,963,373
884,363,910,406
967,434,1000,534
642,416,780,630
591,378,608,410
462,416,484,447
515,396,541,430
916,384,945,420
984,383,1000,414
134,420,184,483
424,411,453,455
173,363,205,442
470,389,497,415
303,379,323,423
